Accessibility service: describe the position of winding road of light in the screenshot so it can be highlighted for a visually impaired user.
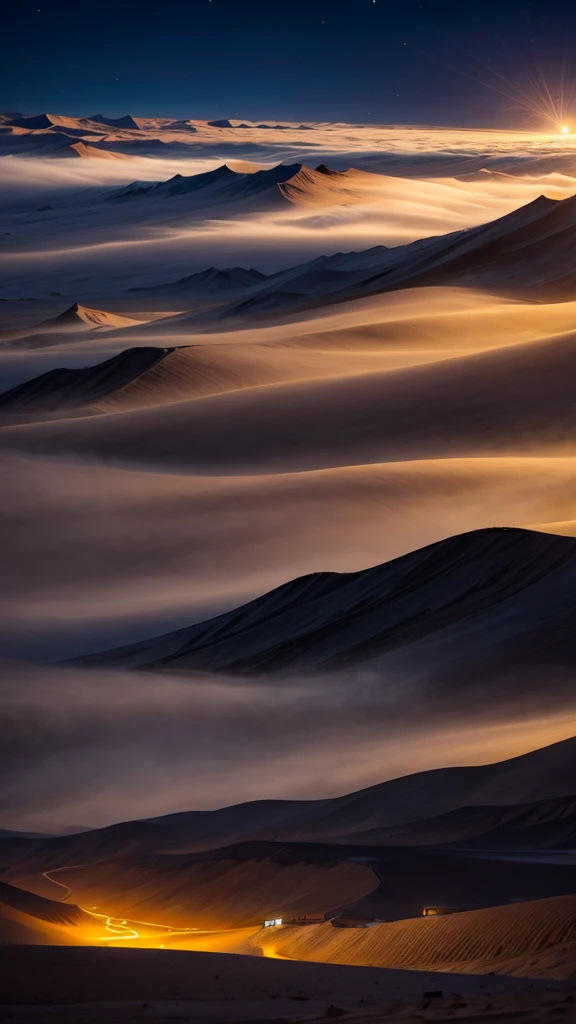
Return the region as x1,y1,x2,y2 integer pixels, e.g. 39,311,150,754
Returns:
41,868,262,949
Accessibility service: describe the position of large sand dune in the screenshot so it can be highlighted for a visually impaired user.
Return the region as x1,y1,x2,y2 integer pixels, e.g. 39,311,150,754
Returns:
265,894,576,980
334,794,576,849
17,838,576,926
7,317,576,472
0,338,468,414
43,855,377,929
225,191,576,311
69,528,576,678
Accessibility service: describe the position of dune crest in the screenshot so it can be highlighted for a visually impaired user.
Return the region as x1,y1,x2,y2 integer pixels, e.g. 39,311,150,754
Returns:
70,528,576,678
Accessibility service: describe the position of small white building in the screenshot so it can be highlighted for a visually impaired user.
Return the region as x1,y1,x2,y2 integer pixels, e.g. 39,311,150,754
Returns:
263,917,283,927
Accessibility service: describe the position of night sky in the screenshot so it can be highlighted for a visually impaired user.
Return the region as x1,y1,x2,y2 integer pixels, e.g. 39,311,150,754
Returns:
4,0,576,125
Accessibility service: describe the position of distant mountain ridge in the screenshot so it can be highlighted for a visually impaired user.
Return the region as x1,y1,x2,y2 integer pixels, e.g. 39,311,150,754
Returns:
128,266,268,294
206,191,576,317
2,736,576,882
88,113,139,129
0,303,143,345
109,162,305,203
109,187,576,314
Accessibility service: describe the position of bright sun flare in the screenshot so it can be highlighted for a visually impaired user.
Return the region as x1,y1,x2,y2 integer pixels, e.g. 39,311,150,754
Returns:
560,124,571,134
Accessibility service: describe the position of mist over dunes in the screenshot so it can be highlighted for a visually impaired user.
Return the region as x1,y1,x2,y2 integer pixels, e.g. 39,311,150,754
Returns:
3,115,576,1015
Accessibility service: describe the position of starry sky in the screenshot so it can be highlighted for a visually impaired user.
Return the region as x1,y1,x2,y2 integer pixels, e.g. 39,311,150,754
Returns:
4,0,576,125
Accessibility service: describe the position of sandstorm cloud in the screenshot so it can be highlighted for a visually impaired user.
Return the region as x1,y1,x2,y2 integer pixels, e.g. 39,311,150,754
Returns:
1,660,575,833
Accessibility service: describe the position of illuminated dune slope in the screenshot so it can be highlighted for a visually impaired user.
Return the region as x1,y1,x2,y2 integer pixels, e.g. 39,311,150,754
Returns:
0,303,144,343
34,856,378,930
266,894,576,980
278,165,378,206
70,528,576,677
27,839,576,929
0,880,97,945
0,340,451,415
7,322,576,471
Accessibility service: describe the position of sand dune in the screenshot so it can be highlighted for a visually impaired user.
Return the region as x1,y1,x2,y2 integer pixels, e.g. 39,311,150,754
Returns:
0,347,170,412
25,837,576,922
7,318,576,471
0,880,98,945
3,286,572,662
112,162,408,214
335,794,576,849
2,945,548,1023
0,303,146,343
69,528,576,677
46,855,377,930
129,266,268,296
69,141,129,160
266,894,576,979
72,287,576,365
0,340,443,414
88,114,140,130
109,162,306,210
5,448,576,665
3,737,576,872
279,165,375,205
7,141,576,268
206,192,576,319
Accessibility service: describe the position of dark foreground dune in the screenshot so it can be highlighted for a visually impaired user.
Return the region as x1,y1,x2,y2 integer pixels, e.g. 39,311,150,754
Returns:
0,945,568,1023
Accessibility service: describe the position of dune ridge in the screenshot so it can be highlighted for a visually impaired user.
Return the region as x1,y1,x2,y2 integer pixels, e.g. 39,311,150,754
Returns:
8,308,576,471
0,303,145,343
199,191,576,320
45,856,378,930
0,347,171,412
68,528,576,676
2,736,576,872
0,880,100,946
0,341,430,413
265,894,576,979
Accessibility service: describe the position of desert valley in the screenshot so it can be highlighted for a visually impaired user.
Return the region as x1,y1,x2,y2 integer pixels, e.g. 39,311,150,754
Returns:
3,64,576,1024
